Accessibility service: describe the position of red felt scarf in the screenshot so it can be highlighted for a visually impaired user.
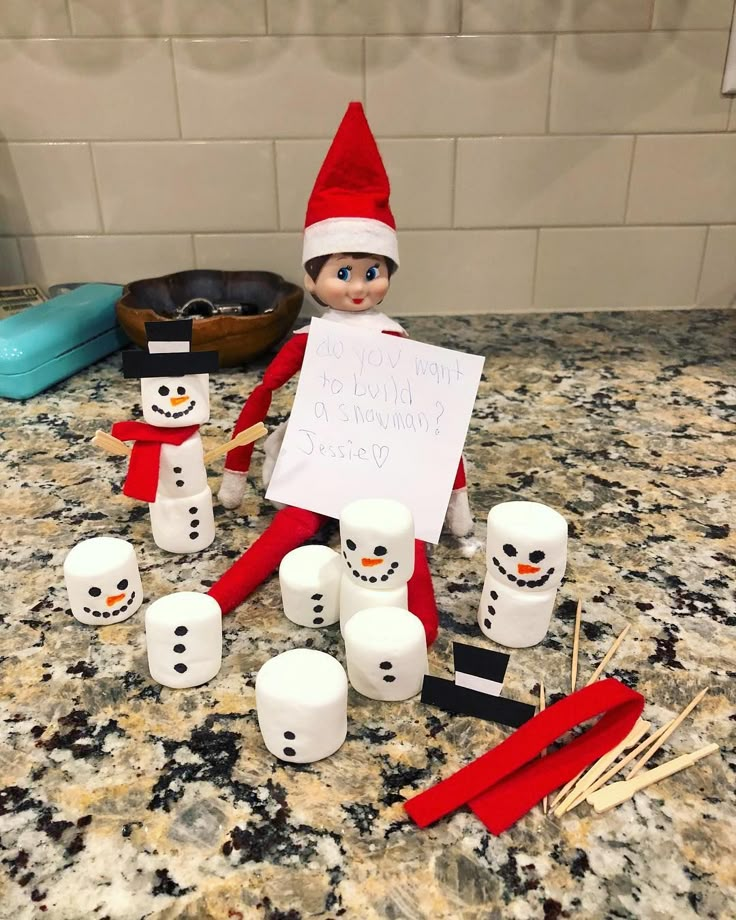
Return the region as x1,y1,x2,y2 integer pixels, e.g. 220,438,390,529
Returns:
111,421,199,502
405,677,644,835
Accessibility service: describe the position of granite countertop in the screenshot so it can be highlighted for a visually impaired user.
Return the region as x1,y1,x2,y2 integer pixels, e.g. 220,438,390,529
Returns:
1,309,734,920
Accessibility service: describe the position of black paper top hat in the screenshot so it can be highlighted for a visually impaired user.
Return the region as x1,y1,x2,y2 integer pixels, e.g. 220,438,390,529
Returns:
122,320,219,378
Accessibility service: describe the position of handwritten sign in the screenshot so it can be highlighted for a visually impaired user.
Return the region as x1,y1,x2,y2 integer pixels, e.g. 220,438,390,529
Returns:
266,318,484,543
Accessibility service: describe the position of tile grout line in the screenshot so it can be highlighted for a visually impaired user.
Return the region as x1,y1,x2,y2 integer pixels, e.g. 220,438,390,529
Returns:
64,0,74,35
450,136,458,228
272,140,282,231
623,134,638,224
693,225,710,306
362,36,367,106
87,143,107,235
545,33,556,134
531,227,541,308
168,39,184,139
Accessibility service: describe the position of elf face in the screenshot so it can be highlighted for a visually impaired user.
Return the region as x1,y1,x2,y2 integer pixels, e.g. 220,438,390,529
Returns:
304,254,390,313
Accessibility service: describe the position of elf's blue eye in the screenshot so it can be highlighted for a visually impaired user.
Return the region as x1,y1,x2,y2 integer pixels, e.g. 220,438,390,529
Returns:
337,267,350,281
365,266,379,281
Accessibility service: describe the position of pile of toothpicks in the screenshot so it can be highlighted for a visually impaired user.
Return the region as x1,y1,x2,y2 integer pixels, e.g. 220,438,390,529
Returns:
539,600,718,818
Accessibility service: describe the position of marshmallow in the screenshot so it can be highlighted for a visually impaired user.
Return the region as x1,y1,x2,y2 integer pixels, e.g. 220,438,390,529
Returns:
64,537,143,626
339,498,414,587
156,433,208,498
344,607,427,701
145,592,222,689
140,374,210,428
479,575,557,648
149,487,215,553
339,576,408,633
485,501,567,592
255,649,347,763
279,545,342,628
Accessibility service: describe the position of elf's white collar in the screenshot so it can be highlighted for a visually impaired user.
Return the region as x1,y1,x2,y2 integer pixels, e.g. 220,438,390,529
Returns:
294,307,405,336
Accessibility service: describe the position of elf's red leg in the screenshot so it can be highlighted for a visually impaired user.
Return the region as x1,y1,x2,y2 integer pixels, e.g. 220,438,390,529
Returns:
408,539,439,647
208,505,329,615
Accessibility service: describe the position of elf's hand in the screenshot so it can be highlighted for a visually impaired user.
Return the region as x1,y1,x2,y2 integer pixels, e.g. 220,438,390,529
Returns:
218,469,248,510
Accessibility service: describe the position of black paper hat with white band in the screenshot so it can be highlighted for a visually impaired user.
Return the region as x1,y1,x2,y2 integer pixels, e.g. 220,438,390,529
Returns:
122,319,219,379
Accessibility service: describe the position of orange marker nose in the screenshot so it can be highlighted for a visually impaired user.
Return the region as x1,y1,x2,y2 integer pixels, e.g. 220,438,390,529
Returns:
518,563,540,575
361,557,384,567
106,593,126,606
170,395,188,406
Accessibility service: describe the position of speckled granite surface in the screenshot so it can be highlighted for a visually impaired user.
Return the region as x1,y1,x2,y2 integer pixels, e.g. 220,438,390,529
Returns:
2,310,735,920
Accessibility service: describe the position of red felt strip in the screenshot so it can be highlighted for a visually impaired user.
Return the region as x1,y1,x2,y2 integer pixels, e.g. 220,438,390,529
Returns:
111,422,199,502
404,678,643,834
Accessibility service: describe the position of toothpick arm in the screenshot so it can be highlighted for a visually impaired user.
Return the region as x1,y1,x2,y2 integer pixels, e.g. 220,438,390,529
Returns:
204,422,267,465
91,430,131,457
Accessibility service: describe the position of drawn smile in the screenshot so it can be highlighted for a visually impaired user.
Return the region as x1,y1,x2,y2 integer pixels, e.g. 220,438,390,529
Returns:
491,556,554,588
84,591,136,619
344,553,399,584
152,400,196,419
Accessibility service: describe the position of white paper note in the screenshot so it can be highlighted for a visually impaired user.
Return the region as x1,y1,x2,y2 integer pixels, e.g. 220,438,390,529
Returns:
266,319,484,543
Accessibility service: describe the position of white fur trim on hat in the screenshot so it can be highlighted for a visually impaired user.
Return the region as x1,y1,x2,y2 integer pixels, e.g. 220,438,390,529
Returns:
302,217,399,267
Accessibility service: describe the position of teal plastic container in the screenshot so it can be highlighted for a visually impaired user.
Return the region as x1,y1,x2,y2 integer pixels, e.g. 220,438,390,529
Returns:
0,283,127,400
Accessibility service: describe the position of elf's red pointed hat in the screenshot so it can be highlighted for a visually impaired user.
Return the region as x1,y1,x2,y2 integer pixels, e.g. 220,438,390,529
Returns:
302,101,399,269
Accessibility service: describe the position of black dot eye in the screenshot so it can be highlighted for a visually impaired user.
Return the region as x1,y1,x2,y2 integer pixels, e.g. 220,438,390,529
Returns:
177,385,186,395
503,544,517,557
117,579,128,590
88,586,101,597
529,550,545,564
158,385,170,396
346,539,356,551
373,545,387,556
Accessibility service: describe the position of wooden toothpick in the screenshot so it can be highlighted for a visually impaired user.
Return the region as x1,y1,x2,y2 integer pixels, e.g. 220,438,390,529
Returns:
572,717,675,806
203,422,267,464
92,430,131,457
539,679,548,815
549,622,632,809
555,718,650,816
571,599,582,693
586,743,719,814
587,623,631,685
627,687,709,779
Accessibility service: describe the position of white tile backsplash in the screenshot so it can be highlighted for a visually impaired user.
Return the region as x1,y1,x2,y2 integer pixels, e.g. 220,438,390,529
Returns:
5,14,734,313
93,141,277,233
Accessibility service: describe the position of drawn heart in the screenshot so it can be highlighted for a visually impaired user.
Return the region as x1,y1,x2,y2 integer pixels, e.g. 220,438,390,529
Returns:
372,444,390,469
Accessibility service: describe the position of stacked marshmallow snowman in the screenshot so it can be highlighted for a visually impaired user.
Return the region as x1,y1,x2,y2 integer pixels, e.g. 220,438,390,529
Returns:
339,498,414,632
113,320,219,554
64,536,143,625
478,500,567,648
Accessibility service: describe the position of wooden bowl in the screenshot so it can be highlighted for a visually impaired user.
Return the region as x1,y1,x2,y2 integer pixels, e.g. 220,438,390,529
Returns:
116,269,304,367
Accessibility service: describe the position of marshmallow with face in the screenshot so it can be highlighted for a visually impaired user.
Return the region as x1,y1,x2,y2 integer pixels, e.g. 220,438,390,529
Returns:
338,498,414,630
255,648,348,763
344,607,427,701
279,544,342,628
145,592,222,689
64,537,143,626
139,374,211,429
478,500,568,648
149,486,215,554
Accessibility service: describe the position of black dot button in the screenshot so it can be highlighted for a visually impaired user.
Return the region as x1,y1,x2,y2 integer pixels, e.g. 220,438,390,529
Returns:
173,644,186,653
283,747,296,757
175,626,188,636
284,731,295,740
484,618,491,629
174,663,187,674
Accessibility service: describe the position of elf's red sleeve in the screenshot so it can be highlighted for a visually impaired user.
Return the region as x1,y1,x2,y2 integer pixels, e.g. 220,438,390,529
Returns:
224,334,309,475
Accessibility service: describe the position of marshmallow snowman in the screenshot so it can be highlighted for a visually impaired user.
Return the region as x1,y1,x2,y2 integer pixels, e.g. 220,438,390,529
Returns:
255,648,348,763
145,592,222,688
116,320,220,554
344,607,427,701
279,544,342,627
64,537,142,626
338,498,415,632
478,500,567,648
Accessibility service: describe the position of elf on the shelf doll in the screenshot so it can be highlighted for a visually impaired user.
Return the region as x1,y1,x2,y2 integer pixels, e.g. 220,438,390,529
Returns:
207,102,472,645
